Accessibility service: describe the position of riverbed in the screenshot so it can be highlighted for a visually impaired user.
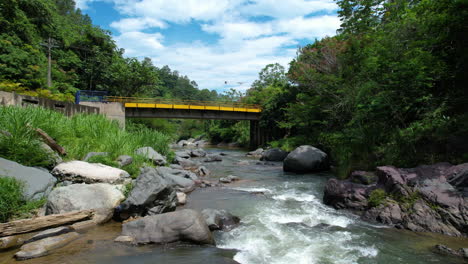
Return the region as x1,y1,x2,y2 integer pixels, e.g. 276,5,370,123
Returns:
1,147,467,264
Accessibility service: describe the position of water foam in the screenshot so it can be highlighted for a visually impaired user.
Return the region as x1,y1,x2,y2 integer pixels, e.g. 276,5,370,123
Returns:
219,183,378,263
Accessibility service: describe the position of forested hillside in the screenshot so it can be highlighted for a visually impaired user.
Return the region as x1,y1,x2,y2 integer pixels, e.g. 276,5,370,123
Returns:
0,0,217,101
244,0,468,176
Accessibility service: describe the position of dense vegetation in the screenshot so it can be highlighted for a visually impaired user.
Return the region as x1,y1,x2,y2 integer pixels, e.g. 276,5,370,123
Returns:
0,106,172,177
0,0,218,101
242,0,468,176
0,177,45,222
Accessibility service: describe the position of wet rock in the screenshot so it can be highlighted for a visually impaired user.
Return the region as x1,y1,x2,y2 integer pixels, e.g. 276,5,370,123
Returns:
25,226,73,244
177,192,187,205
115,167,177,220
246,148,263,158
52,161,130,184
190,148,207,157
0,235,25,250
446,163,468,191
204,154,223,162
219,177,231,183
261,148,288,162
46,183,124,215
0,157,57,201
219,152,228,156
170,164,184,170
196,166,210,177
82,152,108,161
15,232,80,260
323,178,370,210
283,145,328,173
201,209,240,231
116,155,133,167
235,161,250,166
135,147,167,165
175,150,191,159
119,209,214,245
433,244,468,258
228,175,240,181
114,236,134,243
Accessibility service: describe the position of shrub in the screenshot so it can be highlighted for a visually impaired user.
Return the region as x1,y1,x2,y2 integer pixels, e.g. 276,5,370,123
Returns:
368,189,387,208
0,177,44,222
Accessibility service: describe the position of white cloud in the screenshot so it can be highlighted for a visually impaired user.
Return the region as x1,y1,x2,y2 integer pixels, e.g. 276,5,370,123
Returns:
95,0,340,91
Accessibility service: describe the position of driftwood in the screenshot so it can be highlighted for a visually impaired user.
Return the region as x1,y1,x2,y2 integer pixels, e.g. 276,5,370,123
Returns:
35,127,67,155
0,210,94,237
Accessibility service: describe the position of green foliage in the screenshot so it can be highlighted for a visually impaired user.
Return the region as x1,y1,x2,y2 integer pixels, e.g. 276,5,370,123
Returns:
0,177,45,222
368,189,387,208
122,182,134,198
0,106,172,170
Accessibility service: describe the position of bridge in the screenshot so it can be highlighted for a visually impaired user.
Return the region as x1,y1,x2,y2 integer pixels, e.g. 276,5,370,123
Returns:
76,91,266,148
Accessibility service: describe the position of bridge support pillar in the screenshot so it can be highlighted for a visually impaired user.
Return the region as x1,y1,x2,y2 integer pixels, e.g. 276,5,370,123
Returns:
250,120,266,149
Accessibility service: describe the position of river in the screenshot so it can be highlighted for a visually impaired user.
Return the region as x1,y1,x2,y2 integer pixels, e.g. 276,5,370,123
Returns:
1,147,467,264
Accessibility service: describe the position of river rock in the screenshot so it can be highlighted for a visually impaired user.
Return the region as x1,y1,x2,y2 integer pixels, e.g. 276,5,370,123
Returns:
116,155,133,167
157,167,197,192
177,192,187,205
25,226,73,244
283,145,329,173
15,232,80,260
204,154,223,162
196,166,210,177
175,157,201,170
118,209,214,245
261,148,288,162
82,152,108,161
219,177,231,183
135,147,167,165
52,161,130,184
433,244,468,258
246,148,263,158
40,143,62,166
115,167,177,220
324,162,468,237
175,150,191,159
0,157,57,200
201,209,240,231
0,235,25,250
190,148,207,157
46,183,125,215
194,140,208,147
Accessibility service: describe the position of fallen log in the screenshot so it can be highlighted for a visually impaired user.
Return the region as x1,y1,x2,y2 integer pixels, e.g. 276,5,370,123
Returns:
0,210,94,237
35,127,67,155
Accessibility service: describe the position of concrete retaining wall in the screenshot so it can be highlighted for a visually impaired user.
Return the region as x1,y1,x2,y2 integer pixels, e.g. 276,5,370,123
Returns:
79,102,126,128
0,91,99,116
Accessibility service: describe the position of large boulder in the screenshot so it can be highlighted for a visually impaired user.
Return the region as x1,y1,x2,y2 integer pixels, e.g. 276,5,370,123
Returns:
324,162,468,237
117,209,214,245
175,150,191,159
201,209,240,231
135,147,167,165
0,157,56,200
203,154,223,162
46,183,125,214
175,157,201,170
52,161,130,184
283,145,329,173
246,148,263,158
261,148,288,162
115,167,177,220
190,148,207,157
156,167,197,192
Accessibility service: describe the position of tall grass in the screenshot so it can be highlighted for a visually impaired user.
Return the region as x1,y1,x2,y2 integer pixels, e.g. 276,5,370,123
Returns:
0,106,172,175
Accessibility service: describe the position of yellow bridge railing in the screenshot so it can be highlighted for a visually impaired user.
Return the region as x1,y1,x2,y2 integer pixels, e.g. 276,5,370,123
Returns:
105,96,262,113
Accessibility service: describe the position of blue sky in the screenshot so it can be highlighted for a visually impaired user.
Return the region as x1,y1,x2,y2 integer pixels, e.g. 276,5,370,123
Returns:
77,0,340,92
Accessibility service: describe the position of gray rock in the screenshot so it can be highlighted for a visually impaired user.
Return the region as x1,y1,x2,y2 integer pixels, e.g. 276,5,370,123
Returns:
196,166,210,177
219,177,231,183
15,232,80,260
135,147,167,166
82,152,108,161
227,175,240,181
283,145,329,173
40,143,62,166
52,161,131,184
204,154,223,162
350,171,376,185
261,148,288,162
25,226,73,244
175,157,200,170
119,209,214,245
246,148,263,158
0,236,24,250
323,178,370,210
116,167,177,220
194,140,208,147
190,148,207,157
433,244,467,258
170,164,184,170
46,183,125,215
177,192,187,205
175,150,191,159
157,167,197,192
0,157,56,200
116,155,133,167
201,209,240,231
177,140,188,147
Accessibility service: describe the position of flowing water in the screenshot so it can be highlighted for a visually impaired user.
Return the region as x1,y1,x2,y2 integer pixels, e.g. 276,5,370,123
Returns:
1,147,467,264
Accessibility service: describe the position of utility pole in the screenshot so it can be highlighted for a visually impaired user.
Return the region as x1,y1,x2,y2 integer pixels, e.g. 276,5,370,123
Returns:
41,37,59,88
